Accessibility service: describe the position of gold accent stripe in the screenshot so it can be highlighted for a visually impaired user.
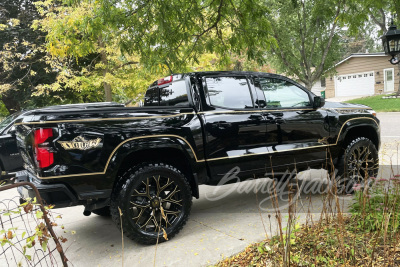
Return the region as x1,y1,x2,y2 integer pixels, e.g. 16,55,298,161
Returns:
36,117,378,179
37,135,205,179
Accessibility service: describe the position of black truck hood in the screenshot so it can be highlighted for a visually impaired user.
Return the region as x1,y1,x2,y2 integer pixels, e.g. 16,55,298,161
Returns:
323,101,371,110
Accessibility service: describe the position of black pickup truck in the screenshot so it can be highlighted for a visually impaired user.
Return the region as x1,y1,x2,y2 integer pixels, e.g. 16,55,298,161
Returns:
15,71,380,244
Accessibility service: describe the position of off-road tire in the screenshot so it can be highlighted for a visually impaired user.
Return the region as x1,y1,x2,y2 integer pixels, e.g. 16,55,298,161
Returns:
92,206,111,216
110,162,192,245
335,137,379,194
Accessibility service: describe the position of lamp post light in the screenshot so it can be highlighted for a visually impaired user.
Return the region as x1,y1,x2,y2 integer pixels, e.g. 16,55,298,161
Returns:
382,22,400,65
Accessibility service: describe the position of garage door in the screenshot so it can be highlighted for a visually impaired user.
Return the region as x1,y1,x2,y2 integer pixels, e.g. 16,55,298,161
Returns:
335,71,375,97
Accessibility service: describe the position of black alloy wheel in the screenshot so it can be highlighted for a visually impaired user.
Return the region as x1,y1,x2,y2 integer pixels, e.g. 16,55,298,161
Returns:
335,137,379,194
110,163,192,244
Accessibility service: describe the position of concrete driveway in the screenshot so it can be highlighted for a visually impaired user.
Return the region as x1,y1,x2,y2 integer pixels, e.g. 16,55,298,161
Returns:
1,112,399,267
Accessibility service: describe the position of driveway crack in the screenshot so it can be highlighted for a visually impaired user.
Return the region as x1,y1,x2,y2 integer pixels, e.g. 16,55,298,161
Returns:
191,219,245,241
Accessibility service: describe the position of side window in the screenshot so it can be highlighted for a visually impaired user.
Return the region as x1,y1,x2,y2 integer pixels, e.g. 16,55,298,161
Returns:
205,76,253,109
159,80,189,106
258,78,311,108
144,87,159,106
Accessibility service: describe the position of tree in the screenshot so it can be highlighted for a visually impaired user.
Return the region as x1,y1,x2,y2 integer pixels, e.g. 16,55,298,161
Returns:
0,0,103,114
266,0,346,90
0,0,58,114
35,0,274,100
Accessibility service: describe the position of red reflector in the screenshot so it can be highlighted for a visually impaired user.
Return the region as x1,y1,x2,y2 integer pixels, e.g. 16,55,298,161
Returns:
34,128,54,168
36,148,54,168
157,75,173,85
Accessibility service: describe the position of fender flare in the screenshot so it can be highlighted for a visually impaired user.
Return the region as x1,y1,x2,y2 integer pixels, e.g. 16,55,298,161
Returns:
104,135,205,197
334,117,380,146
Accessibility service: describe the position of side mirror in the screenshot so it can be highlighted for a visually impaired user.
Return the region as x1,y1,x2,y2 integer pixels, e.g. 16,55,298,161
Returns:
313,96,325,109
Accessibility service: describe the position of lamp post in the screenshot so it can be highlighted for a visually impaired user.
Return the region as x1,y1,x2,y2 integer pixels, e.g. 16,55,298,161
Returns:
382,22,400,65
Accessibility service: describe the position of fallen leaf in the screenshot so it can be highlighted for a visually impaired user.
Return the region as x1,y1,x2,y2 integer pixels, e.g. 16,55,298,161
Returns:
162,228,168,240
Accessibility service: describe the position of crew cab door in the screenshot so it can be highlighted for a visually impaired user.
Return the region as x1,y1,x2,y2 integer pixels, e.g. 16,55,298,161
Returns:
199,75,269,183
253,76,330,172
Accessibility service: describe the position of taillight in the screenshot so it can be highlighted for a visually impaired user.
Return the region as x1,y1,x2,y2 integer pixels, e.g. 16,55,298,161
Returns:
34,128,54,168
157,75,173,85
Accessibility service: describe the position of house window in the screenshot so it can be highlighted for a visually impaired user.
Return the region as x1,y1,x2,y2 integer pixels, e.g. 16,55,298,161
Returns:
358,75,362,78
348,76,351,79
364,74,368,77
369,73,374,76
320,77,326,87
353,75,356,78
343,76,346,79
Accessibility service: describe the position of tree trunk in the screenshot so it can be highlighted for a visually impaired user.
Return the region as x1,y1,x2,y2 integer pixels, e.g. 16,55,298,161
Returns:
304,81,313,91
103,80,112,102
99,40,112,102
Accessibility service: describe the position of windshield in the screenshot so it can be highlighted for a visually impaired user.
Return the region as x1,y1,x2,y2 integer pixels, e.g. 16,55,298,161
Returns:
0,112,21,133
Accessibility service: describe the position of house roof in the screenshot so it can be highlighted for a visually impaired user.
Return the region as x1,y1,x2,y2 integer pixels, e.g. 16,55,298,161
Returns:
335,52,387,67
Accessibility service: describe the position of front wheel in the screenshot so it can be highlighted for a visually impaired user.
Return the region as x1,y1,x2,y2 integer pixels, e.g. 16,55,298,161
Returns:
110,163,192,244
335,137,379,194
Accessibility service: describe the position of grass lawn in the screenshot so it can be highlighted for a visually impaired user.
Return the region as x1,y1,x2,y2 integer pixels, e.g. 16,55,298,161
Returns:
345,94,400,112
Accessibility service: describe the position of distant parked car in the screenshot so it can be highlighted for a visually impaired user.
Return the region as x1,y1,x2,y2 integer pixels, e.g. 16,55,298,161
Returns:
0,111,26,179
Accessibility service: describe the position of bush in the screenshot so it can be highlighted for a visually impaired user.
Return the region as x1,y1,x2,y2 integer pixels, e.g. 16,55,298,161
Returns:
350,176,400,232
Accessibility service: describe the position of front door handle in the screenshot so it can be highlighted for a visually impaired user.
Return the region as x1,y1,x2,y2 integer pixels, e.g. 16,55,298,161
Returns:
216,121,231,129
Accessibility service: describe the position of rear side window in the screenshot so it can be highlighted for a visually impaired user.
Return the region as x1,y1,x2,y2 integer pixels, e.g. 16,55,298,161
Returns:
205,76,253,109
159,80,189,106
144,87,159,106
143,80,189,106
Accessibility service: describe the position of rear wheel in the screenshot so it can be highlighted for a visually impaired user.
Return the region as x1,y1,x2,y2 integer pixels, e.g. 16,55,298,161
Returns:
110,163,192,244
335,137,379,194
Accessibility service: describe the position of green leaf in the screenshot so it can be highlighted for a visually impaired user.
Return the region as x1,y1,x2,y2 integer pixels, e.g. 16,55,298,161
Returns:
36,211,43,219
41,240,48,252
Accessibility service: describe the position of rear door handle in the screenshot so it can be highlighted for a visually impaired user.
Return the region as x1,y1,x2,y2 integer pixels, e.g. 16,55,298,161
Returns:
249,114,263,120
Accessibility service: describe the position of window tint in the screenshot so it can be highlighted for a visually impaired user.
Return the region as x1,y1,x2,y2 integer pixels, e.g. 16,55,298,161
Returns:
257,78,311,108
159,80,189,106
144,87,159,106
143,80,189,106
205,76,253,109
